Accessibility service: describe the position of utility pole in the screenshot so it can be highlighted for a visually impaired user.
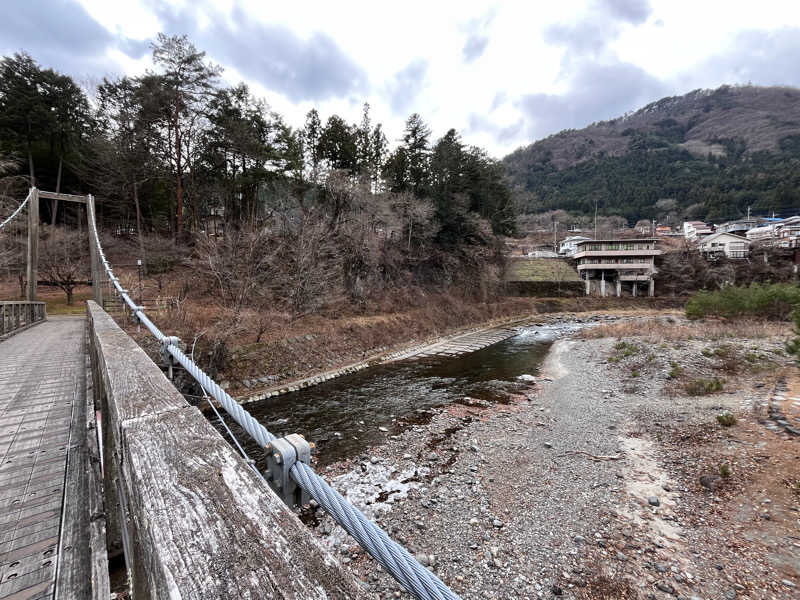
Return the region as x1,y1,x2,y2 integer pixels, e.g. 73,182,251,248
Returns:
137,258,143,305
594,199,598,240
553,219,557,252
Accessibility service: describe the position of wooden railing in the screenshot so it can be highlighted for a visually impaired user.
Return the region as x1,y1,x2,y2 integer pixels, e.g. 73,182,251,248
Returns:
86,301,368,599
0,301,46,339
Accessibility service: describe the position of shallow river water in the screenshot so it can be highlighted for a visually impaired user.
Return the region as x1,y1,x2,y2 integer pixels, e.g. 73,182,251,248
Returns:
211,323,582,468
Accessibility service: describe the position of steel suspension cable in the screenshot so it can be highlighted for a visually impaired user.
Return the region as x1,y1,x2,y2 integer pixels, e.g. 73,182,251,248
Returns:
0,191,31,230
86,196,463,600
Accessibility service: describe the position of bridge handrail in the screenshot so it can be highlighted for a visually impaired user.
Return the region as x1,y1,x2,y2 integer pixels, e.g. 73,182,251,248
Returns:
86,300,370,598
0,300,46,339
86,198,463,600
0,189,31,230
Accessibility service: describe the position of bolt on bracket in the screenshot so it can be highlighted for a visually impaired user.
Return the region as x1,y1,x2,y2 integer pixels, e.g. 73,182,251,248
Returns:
265,433,311,507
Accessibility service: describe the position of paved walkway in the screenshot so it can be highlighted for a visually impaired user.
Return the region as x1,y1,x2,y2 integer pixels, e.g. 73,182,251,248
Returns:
0,318,85,600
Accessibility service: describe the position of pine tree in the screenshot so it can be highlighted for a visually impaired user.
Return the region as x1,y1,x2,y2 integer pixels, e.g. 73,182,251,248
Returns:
150,33,221,236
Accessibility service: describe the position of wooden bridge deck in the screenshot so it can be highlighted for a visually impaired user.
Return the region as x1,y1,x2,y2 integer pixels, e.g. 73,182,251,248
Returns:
0,318,86,600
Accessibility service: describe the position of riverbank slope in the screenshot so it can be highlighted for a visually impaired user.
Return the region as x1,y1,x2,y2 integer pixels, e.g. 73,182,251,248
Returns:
312,316,798,599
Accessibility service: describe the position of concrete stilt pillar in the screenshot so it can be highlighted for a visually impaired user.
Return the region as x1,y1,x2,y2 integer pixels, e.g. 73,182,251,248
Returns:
585,276,590,296
649,279,655,297
601,277,606,297
632,283,637,297
616,280,621,297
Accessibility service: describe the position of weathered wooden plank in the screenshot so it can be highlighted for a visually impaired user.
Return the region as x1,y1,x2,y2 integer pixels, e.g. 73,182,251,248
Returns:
87,300,369,599
35,192,86,205
0,318,85,600
88,303,186,422
25,191,38,302
83,337,109,600
53,348,92,600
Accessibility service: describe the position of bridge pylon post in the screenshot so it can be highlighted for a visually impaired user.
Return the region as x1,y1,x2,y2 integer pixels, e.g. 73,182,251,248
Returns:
26,187,39,302
87,195,103,306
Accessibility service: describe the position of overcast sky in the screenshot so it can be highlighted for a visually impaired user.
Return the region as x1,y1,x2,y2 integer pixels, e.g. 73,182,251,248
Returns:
3,0,800,157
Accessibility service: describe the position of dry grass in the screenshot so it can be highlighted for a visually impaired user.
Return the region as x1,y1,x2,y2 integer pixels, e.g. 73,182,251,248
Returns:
505,258,581,282
579,317,789,342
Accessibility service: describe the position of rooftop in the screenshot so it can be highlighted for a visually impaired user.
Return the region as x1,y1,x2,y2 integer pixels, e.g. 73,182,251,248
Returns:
575,238,658,245
699,232,749,243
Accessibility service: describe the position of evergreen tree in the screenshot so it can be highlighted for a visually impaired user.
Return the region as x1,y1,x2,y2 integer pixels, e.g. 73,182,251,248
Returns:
150,33,221,235
402,113,431,197
370,123,388,192
318,115,357,173
301,108,322,184
355,102,373,179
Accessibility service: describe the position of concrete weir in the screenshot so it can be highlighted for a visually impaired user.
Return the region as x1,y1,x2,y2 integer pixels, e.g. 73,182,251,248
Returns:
382,327,519,362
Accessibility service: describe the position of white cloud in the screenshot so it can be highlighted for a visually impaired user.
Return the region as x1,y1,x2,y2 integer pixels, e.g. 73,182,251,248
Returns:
6,0,800,157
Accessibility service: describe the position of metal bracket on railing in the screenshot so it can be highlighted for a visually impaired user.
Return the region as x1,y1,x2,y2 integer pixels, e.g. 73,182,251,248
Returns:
265,434,311,507
160,336,181,379
133,306,145,333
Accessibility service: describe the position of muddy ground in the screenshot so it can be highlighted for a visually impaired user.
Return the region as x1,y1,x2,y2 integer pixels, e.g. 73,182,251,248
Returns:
309,317,800,599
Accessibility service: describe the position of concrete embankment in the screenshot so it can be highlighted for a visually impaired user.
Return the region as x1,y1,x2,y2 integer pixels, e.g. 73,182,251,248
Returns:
236,315,530,405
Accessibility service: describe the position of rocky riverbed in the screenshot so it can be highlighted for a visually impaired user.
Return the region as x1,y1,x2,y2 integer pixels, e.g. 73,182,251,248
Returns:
307,318,800,599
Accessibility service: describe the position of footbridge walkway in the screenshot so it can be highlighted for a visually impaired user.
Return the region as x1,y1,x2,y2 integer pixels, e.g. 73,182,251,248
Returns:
0,189,463,599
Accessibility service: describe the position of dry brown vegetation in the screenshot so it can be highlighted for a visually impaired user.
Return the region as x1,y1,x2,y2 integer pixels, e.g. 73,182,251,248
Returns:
579,317,789,342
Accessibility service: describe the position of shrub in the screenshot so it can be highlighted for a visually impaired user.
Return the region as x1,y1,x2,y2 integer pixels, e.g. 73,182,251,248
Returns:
685,283,800,320
713,344,734,358
613,341,640,357
719,463,732,478
787,308,800,361
716,411,737,427
684,377,724,395
667,362,681,379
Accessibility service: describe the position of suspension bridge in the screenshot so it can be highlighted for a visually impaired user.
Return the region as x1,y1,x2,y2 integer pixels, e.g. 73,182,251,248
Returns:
0,189,464,599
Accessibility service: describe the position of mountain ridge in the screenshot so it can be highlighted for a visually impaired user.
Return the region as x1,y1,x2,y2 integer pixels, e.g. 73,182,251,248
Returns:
503,85,800,223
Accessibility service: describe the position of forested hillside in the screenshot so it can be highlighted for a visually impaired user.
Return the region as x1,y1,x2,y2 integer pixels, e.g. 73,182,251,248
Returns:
504,85,800,224
0,35,515,315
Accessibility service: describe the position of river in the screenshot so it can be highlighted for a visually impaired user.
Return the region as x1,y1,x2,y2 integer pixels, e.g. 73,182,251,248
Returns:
207,322,586,469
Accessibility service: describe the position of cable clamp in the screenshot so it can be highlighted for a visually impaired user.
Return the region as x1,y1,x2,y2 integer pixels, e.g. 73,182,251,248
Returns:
160,336,181,365
265,433,311,507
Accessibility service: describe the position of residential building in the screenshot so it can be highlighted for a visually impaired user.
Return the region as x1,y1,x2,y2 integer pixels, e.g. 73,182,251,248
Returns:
744,216,800,247
716,218,761,235
572,239,662,297
558,235,592,257
683,221,713,242
774,216,800,248
746,223,776,242
698,232,750,259
655,225,672,236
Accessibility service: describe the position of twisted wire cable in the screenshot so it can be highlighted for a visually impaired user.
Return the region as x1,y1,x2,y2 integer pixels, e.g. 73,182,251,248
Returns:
291,461,461,600
0,191,31,230
88,196,463,600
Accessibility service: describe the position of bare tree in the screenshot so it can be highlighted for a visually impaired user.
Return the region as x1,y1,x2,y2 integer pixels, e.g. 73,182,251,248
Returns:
39,226,89,304
196,228,275,316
